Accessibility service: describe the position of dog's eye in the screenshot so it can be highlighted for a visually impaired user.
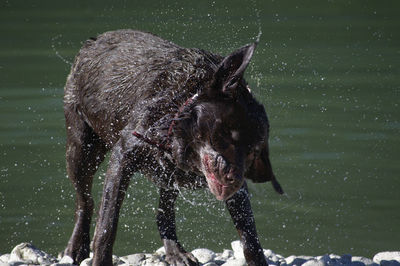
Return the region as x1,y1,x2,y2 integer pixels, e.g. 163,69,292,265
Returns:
231,130,240,141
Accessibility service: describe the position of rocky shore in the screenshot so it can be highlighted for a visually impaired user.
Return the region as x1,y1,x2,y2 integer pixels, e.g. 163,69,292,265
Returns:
1,242,399,266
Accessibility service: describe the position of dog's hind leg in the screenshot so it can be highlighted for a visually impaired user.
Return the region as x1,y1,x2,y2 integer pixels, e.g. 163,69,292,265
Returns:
64,107,108,264
157,188,199,266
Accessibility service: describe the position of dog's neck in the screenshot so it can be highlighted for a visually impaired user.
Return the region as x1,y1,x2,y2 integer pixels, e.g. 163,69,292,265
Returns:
132,93,198,154
167,93,198,137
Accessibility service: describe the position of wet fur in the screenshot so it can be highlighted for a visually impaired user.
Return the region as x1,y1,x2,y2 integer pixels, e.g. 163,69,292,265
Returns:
63,29,282,265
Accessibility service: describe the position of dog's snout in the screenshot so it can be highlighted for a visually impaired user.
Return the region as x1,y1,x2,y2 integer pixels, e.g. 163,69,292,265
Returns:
226,170,242,184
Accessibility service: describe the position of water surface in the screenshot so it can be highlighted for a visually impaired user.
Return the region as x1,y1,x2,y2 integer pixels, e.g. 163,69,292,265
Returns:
1,0,399,258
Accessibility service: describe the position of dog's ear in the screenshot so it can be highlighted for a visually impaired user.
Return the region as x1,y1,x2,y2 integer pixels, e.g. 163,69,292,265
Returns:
212,42,257,94
246,145,284,194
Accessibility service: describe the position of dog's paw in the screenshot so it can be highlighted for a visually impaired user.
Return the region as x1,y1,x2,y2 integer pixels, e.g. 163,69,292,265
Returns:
165,251,198,266
163,239,199,266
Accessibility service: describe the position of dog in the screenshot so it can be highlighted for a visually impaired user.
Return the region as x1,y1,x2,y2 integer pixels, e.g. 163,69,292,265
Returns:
63,29,283,266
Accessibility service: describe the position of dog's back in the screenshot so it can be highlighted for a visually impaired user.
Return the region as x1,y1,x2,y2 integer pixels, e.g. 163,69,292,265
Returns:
64,29,220,145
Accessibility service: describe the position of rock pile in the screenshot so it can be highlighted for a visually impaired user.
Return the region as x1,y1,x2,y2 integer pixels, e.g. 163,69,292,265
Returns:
1,241,399,266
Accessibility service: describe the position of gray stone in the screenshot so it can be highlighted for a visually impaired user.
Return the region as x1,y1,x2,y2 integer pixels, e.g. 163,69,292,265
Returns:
320,254,331,264
350,262,366,266
141,254,167,266
191,248,216,264
380,261,400,266
9,243,56,265
8,262,27,266
340,254,352,264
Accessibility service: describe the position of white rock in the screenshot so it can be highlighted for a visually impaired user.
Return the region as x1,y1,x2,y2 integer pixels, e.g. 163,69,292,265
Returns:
373,252,400,264
9,243,56,265
120,253,146,265
270,255,279,263
231,241,244,259
330,254,341,260
222,257,247,266
59,255,74,264
220,249,234,260
352,256,376,266
286,255,313,265
303,259,325,266
112,255,122,265
80,258,92,266
264,249,276,258
155,247,165,256
78,255,121,266
0,254,10,263
191,248,215,264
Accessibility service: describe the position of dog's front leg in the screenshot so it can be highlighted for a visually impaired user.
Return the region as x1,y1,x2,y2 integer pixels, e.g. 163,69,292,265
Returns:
157,188,199,266
226,183,268,266
92,138,138,266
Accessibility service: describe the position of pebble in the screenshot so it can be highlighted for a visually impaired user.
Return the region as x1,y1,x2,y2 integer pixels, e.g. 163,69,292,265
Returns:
302,259,325,266
120,253,146,265
353,256,377,266
191,248,215,264
374,252,400,265
230,240,244,259
0,242,399,266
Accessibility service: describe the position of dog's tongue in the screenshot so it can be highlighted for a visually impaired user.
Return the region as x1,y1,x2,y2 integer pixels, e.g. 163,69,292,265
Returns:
205,172,225,200
202,154,227,200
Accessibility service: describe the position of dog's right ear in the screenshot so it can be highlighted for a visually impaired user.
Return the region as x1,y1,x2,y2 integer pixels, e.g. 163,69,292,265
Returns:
210,42,257,96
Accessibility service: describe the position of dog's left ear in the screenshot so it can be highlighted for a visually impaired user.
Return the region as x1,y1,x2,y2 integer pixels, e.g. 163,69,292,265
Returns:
212,42,257,94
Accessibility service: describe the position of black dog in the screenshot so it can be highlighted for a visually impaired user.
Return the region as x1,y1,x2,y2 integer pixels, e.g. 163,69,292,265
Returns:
63,29,283,266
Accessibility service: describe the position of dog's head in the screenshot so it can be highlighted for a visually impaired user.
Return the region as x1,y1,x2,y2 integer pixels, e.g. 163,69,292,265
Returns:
171,43,283,200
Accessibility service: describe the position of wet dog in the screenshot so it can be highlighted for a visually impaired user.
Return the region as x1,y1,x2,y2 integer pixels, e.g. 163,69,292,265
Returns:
63,29,283,265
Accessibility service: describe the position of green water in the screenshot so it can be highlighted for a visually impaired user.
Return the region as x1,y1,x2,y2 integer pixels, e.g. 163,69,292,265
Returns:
1,0,399,258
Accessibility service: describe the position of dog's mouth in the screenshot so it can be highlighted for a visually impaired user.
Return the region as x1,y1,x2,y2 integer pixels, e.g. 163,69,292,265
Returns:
201,153,244,201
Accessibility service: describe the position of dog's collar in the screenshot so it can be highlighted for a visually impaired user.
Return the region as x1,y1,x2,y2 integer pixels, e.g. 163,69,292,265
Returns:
132,93,198,154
